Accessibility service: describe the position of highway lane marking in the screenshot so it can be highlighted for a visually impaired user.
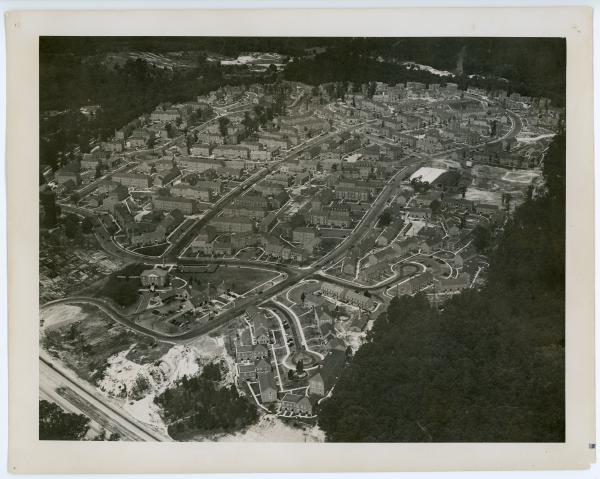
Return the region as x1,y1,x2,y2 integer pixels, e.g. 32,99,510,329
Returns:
39,356,166,441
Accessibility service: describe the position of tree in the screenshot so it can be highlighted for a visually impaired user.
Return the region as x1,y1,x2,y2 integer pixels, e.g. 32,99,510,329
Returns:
63,213,80,239
366,81,377,99
166,122,177,138
242,111,258,135
287,370,295,380
203,168,218,180
186,173,199,186
39,400,90,440
218,117,230,137
202,363,222,382
504,193,512,211
157,372,258,438
99,263,145,307
526,184,535,201
81,217,93,234
430,199,441,214
378,209,392,227
289,213,306,229
93,429,108,441
472,225,491,252
318,134,566,443
490,120,498,137
345,346,354,360
170,209,184,224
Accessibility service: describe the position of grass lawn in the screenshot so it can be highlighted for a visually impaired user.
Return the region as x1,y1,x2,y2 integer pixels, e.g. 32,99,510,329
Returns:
181,265,279,300
287,281,321,305
131,243,169,256
235,247,263,261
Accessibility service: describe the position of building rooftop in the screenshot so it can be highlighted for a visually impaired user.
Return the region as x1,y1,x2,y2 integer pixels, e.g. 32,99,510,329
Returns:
141,268,169,278
257,371,277,392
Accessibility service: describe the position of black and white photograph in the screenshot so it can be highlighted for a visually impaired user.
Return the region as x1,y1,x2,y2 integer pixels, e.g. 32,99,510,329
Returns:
37,35,567,443
4,6,595,475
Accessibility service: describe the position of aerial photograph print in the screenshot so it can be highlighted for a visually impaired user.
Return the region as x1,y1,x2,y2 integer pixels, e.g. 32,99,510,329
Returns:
38,36,566,443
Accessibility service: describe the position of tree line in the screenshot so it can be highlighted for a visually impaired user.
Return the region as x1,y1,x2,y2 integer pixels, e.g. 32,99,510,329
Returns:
318,132,565,442
39,48,271,170
155,364,258,439
283,38,565,106
39,400,120,441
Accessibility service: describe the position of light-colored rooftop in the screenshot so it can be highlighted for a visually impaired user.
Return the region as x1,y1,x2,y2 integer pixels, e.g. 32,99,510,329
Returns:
409,166,447,184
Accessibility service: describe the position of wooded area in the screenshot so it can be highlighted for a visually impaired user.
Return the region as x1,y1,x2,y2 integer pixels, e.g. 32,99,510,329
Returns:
318,133,565,442
40,37,565,173
99,263,147,307
39,50,270,170
39,399,90,440
283,38,565,106
155,364,258,439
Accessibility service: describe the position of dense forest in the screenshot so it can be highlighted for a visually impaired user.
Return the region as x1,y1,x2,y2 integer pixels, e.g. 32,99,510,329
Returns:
284,37,565,106
99,263,148,307
39,399,90,440
155,364,258,439
39,400,120,440
40,37,564,172
41,37,565,88
39,51,271,170
318,133,565,442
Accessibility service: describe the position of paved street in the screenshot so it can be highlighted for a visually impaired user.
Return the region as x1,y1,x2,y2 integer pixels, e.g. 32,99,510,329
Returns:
39,351,169,441
47,103,522,345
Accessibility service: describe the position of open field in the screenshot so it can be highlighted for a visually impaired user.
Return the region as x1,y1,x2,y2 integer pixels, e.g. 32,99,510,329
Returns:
131,243,170,256
41,303,169,385
180,265,280,300
470,164,541,205
502,170,540,183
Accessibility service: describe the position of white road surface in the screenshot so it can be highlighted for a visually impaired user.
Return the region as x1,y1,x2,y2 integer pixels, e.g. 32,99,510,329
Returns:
39,351,170,441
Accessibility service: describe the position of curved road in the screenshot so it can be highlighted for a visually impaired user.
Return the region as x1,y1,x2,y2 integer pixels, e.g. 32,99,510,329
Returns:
39,353,168,441
49,101,524,343
42,296,182,343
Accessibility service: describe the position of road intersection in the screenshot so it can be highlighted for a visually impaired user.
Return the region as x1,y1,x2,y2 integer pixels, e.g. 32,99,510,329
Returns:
45,101,524,345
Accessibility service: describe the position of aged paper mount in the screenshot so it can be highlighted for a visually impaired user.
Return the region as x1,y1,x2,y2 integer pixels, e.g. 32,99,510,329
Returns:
5,7,595,474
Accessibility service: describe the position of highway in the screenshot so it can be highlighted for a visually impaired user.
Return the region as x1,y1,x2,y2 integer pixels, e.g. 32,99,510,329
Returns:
39,352,168,441
39,89,531,442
